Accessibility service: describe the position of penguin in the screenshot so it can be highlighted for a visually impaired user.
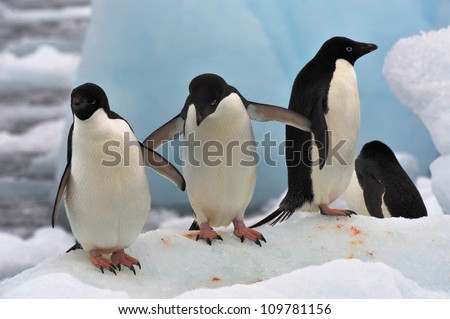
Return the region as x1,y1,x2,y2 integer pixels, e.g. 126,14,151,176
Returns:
251,37,378,228
344,140,427,218
52,83,185,274
144,73,311,245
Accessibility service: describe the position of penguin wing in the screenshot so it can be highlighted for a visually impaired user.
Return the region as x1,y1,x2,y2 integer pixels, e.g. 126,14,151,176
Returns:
246,102,311,132
51,161,71,228
310,99,329,170
361,173,386,218
143,115,185,150
139,142,186,191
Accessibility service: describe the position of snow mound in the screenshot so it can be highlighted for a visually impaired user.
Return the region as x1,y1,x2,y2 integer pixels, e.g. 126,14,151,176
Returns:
0,227,73,280
177,259,448,299
1,214,449,299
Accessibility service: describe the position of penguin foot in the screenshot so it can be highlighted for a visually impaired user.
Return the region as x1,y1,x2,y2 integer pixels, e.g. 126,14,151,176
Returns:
233,219,266,247
196,222,223,245
319,205,356,217
111,250,141,275
89,250,117,275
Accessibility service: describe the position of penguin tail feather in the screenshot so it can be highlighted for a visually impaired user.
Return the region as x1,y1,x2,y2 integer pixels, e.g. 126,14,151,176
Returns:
189,220,200,231
250,207,295,228
66,241,82,253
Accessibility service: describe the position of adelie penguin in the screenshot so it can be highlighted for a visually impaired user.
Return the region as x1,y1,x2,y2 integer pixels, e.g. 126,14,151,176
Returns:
52,83,186,275
144,73,311,246
251,36,378,228
344,140,427,219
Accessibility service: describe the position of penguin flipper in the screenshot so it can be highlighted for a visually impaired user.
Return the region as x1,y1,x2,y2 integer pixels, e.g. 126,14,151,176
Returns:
51,161,71,228
246,102,311,132
143,115,184,150
310,101,329,170
140,143,186,191
361,173,386,218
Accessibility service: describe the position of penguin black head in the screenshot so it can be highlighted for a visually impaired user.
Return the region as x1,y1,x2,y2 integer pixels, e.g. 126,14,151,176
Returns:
188,73,231,126
355,140,401,186
71,82,110,120
358,140,397,164
316,36,378,65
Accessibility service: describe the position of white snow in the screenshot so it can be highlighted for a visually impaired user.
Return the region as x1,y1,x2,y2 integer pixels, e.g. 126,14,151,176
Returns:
384,25,450,214
0,45,80,90
0,227,73,280
177,259,448,299
0,119,65,154
0,178,448,299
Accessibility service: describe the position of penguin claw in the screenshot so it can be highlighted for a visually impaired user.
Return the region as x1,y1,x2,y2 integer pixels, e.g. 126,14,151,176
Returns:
346,210,357,217
196,223,222,245
111,250,141,275
319,205,356,217
127,265,136,275
233,220,266,247
109,266,117,275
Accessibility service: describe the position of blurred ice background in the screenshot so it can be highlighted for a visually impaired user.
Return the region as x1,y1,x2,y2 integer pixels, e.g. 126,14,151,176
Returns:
0,0,90,237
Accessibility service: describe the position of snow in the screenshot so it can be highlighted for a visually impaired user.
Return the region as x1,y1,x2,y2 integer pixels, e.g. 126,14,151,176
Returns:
72,0,448,208
384,26,450,213
0,119,65,154
0,178,448,299
0,45,79,90
177,259,447,299
0,227,73,280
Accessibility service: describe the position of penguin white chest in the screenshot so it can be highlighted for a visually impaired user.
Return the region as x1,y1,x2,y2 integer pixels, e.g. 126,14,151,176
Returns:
183,93,256,227
310,59,361,205
344,171,392,218
65,110,150,251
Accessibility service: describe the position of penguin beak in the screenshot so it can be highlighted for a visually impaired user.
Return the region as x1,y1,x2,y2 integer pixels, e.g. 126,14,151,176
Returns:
71,98,90,114
195,106,214,126
365,43,378,52
362,43,378,53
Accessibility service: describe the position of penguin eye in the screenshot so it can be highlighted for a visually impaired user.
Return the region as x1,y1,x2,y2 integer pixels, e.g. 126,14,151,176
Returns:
346,47,353,52
90,99,96,105
211,99,217,106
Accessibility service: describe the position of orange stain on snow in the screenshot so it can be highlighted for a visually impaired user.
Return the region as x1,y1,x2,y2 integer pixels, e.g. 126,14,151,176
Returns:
183,232,198,240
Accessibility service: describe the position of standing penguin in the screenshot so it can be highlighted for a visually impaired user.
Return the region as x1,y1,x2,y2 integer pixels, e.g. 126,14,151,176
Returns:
252,37,377,227
144,73,311,245
344,140,427,218
52,83,185,274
